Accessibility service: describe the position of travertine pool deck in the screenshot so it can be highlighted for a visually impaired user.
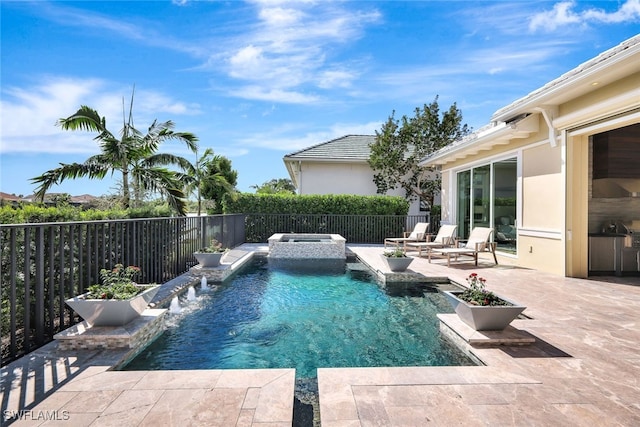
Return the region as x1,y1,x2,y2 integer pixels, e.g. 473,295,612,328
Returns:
327,245,640,426
2,243,640,426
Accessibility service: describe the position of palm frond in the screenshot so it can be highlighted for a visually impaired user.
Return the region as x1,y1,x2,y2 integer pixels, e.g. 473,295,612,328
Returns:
56,106,113,140
132,167,188,215
143,153,194,172
30,162,109,201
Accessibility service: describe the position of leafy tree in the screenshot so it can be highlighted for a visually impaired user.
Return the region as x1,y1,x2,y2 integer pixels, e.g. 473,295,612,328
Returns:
368,96,470,208
31,91,198,215
50,193,72,207
251,178,296,195
184,148,235,216
200,155,238,214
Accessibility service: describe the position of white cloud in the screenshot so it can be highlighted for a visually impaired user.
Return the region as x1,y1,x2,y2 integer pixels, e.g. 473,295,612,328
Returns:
584,0,640,23
529,0,640,32
216,2,381,102
0,77,202,154
258,6,304,27
35,2,206,57
29,1,381,105
238,121,381,152
230,86,319,104
317,69,356,89
135,92,202,116
229,45,264,73
0,78,111,148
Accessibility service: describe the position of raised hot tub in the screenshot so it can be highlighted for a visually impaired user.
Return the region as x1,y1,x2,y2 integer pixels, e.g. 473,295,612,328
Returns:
267,233,346,259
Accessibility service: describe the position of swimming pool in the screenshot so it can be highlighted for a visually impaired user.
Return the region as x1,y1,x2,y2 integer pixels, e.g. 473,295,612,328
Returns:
123,257,475,378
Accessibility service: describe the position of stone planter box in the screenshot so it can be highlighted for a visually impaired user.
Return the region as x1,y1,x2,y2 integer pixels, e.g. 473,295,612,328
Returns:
66,285,160,327
442,290,526,331
380,254,414,272
194,252,226,267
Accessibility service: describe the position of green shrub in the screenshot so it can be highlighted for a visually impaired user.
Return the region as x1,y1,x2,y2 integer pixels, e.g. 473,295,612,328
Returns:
0,203,171,224
223,193,409,215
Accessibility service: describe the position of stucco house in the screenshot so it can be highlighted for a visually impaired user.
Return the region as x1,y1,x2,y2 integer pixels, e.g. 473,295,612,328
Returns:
283,134,426,215
420,35,640,278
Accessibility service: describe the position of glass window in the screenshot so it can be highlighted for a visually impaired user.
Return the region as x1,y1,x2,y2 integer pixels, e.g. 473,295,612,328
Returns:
456,157,518,254
471,165,490,229
457,170,471,239
493,159,517,253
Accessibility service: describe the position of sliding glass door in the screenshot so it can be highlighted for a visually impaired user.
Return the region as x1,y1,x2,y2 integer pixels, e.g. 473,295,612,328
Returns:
493,159,517,253
457,170,471,239
456,157,518,254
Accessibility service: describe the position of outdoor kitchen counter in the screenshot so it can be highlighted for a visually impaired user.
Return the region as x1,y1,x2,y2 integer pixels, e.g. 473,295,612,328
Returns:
588,234,640,276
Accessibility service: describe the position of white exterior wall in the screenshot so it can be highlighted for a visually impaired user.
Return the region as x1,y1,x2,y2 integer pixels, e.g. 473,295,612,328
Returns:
295,161,423,215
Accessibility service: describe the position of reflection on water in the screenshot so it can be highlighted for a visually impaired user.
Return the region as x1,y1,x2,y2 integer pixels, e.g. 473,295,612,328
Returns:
123,257,476,378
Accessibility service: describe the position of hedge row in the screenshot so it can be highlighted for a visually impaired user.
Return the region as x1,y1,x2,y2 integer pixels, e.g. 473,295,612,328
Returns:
0,204,172,224
223,193,409,215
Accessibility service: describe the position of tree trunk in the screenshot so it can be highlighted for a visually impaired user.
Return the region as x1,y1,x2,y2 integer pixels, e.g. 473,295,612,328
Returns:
122,169,130,209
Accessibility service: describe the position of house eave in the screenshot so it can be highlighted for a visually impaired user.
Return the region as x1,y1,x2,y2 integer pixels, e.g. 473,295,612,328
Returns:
420,114,539,168
492,35,640,123
283,156,368,164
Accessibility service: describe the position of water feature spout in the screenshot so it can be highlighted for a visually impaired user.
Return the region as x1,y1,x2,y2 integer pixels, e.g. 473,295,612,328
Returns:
169,296,181,314
201,275,208,290
187,286,196,301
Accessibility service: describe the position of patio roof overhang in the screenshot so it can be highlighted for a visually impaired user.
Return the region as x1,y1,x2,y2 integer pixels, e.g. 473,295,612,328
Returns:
491,36,640,125
419,113,539,167
421,35,640,169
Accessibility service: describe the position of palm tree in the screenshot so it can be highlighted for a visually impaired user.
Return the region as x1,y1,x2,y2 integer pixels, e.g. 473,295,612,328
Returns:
31,93,198,215
185,147,215,216
200,154,237,214
251,178,296,195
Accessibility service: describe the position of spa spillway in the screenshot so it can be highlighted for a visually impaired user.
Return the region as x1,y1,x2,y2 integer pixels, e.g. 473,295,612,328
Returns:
267,233,346,259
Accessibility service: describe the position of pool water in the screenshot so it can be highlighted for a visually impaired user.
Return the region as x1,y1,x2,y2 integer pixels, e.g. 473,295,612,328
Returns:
124,257,475,378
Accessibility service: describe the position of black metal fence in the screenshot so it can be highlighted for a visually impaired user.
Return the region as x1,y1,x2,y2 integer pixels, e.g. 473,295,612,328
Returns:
0,214,245,366
244,213,431,243
1,213,430,366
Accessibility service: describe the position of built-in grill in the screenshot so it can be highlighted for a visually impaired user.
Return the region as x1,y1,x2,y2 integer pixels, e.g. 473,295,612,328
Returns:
592,220,640,275
600,220,640,247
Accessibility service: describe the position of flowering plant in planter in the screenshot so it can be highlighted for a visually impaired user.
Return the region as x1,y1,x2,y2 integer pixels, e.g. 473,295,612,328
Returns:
66,264,159,326
382,247,409,258
197,239,229,253
380,247,413,271
458,273,508,306
442,272,525,330
194,239,229,267
86,264,145,300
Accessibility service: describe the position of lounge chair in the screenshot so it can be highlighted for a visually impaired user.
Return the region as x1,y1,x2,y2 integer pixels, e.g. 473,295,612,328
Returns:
428,226,498,267
405,224,458,257
384,222,429,248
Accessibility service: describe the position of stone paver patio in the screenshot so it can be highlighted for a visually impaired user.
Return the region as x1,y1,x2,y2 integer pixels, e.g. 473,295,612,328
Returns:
324,245,640,426
2,243,639,426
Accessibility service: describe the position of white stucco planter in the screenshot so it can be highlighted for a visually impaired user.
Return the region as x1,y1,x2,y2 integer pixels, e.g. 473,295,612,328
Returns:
380,254,414,272
66,285,160,327
193,252,226,267
443,291,526,331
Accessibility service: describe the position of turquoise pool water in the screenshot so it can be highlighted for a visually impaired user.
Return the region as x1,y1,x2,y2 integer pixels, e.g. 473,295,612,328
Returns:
124,257,475,378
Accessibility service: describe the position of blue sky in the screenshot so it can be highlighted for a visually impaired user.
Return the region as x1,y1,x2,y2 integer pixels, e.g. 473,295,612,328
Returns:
1,1,639,199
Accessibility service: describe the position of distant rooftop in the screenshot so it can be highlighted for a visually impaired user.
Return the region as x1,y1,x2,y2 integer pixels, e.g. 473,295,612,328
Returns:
284,135,375,161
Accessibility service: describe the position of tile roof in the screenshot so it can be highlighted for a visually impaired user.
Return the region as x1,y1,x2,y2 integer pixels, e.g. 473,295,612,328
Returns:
284,135,376,161
0,192,22,201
